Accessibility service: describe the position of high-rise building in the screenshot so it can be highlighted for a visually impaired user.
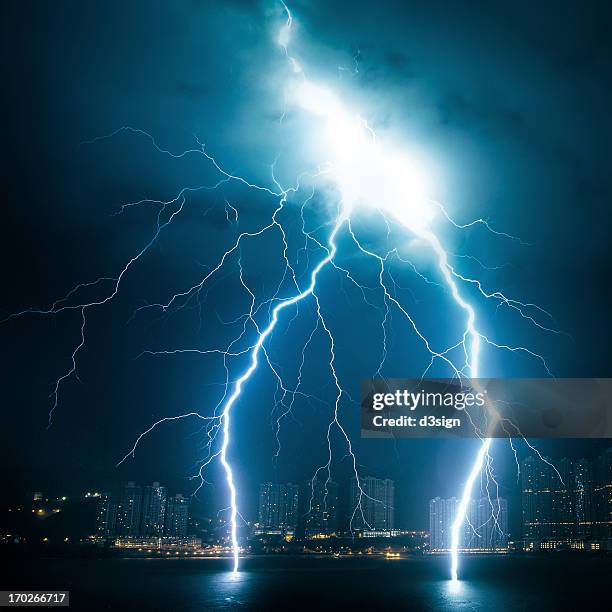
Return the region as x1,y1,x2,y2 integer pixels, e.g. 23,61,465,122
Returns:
464,497,508,550
256,483,299,535
574,459,594,540
429,497,458,550
116,482,142,537
429,497,508,551
95,494,118,538
165,494,189,537
521,456,573,542
521,450,612,547
350,477,394,531
305,478,338,537
141,482,167,536
594,447,612,540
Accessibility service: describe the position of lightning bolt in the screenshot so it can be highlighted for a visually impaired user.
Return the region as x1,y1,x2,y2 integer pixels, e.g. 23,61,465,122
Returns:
209,214,347,572
276,2,556,584
2,2,560,582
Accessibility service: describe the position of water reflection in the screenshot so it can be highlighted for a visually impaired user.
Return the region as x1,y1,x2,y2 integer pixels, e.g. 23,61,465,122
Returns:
11,555,612,611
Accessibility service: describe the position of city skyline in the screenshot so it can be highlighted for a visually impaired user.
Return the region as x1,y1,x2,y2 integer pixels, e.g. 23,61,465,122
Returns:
8,445,610,544
95,481,191,541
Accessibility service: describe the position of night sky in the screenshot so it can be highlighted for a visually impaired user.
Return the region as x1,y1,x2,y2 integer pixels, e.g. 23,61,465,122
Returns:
1,1,611,532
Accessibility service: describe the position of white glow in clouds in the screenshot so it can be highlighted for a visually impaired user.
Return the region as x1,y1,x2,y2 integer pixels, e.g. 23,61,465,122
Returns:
293,81,434,232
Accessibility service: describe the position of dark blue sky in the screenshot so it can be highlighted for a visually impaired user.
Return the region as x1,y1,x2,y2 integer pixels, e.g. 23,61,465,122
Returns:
1,1,611,530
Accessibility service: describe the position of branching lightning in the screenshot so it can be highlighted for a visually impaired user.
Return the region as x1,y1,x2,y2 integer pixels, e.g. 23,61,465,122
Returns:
2,1,561,583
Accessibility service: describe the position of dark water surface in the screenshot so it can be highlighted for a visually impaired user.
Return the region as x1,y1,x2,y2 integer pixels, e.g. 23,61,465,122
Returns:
4,555,611,610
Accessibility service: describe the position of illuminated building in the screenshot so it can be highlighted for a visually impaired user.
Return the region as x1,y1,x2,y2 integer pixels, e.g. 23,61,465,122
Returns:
574,459,594,540
429,497,457,550
165,494,189,537
464,497,508,550
350,477,394,531
116,481,142,537
429,496,508,551
141,482,167,537
95,494,118,538
522,450,612,549
305,478,338,537
521,456,573,542
256,482,299,535
594,447,612,540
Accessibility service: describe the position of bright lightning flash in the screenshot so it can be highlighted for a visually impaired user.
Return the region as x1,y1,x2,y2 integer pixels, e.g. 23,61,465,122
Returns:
303,80,487,586
277,3,553,585
2,1,559,583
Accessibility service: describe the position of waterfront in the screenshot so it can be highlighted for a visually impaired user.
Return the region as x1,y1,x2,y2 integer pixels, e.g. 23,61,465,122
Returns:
4,554,610,610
